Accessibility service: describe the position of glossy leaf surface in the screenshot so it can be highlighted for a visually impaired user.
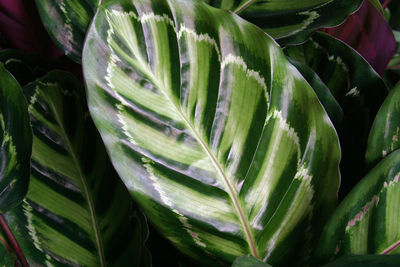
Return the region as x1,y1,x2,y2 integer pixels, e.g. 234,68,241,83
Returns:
2,71,149,266
315,149,400,263
285,32,388,196
367,82,400,166
34,0,98,62
206,0,363,44
322,0,396,76
0,63,32,212
83,0,341,265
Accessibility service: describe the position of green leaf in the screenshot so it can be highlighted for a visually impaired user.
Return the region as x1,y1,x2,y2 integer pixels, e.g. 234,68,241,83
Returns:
34,0,98,62
284,32,388,195
322,254,400,267
366,82,400,166
315,149,400,264
3,71,149,266
232,255,272,267
83,0,341,265
0,63,32,212
288,57,343,129
215,0,363,44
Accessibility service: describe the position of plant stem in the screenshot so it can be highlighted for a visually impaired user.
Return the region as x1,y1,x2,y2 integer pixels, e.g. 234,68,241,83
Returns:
0,214,29,267
234,0,257,14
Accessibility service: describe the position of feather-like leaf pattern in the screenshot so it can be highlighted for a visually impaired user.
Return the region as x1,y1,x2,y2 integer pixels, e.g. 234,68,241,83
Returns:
83,0,341,265
2,71,149,266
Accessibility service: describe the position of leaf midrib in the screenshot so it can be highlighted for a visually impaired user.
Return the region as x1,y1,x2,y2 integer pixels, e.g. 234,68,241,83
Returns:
47,96,106,266
137,65,258,257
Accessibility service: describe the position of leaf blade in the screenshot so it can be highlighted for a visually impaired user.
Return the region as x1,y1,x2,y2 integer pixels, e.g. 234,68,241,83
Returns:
0,63,32,212
83,0,341,265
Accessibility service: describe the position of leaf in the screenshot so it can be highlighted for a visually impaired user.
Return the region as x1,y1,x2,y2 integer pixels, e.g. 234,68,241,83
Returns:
83,0,341,265
315,149,400,264
0,0,63,58
369,0,384,14
232,255,271,267
366,82,400,166
224,0,363,44
284,32,388,197
322,0,396,76
287,57,343,129
322,254,400,267
0,63,32,212
2,71,149,266
34,0,98,62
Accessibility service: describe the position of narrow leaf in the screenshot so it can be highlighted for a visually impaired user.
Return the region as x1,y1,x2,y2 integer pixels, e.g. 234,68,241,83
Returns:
83,0,341,265
322,254,400,267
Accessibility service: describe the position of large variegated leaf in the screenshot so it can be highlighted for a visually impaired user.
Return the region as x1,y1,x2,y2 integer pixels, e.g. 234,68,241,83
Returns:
0,63,32,212
315,149,400,264
35,0,98,62
284,32,388,196
1,71,149,266
83,0,341,265
215,0,363,44
366,82,400,166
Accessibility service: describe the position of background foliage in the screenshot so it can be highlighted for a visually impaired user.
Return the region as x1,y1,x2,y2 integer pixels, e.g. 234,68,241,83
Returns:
0,0,399,266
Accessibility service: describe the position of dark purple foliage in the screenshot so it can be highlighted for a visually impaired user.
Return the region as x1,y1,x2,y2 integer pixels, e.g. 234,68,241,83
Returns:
323,0,396,76
0,0,62,59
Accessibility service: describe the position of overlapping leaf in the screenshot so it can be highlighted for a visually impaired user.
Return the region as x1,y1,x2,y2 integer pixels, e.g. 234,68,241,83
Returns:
288,58,343,128
83,0,340,265
35,0,363,61
285,32,388,196
34,0,98,62
2,71,149,266
315,149,400,263
366,82,400,166
202,0,362,44
322,0,396,76
0,63,32,212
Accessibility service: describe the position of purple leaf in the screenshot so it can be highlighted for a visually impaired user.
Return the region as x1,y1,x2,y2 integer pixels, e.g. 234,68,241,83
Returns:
0,0,62,59
322,0,396,76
